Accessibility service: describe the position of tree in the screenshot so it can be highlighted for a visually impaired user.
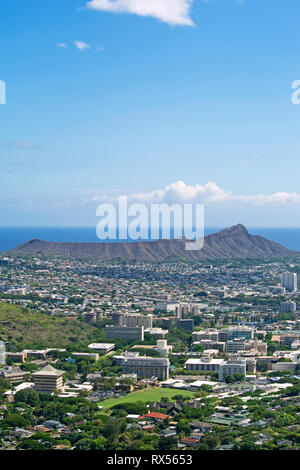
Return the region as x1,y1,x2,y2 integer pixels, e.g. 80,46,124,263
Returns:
201,435,220,450
74,438,94,450
2,414,30,428
15,388,39,407
93,436,107,450
19,439,47,450
20,363,39,373
158,436,177,450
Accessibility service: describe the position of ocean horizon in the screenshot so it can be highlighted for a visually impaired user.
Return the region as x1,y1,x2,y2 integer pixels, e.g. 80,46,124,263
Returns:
0,226,300,253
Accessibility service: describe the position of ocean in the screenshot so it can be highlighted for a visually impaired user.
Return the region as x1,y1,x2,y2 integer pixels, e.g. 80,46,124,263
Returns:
0,227,300,253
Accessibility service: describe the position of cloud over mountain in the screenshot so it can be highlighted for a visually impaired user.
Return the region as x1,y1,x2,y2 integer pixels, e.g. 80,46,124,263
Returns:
86,181,300,208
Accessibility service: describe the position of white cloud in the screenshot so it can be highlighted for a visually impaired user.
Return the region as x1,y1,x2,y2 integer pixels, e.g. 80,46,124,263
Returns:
10,141,40,150
84,181,300,208
56,43,67,48
73,41,91,51
85,0,195,26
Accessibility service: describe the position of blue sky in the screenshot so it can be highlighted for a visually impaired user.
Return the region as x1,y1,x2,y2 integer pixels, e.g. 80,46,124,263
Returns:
1,0,300,227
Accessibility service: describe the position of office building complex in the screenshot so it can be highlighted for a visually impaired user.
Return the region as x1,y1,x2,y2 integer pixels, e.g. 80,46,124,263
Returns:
218,326,254,341
219,358,247,381
192,329,219,342
226,339,246,354
177,319,194,331
120,352,170,380
185,357,224,372
32,365,65,393
105,325,144,341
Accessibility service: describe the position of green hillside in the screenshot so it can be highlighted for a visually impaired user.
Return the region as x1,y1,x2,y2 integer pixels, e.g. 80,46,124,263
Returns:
0,302,103,350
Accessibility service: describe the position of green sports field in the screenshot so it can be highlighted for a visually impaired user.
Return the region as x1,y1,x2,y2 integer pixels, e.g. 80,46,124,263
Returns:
100,387,196,409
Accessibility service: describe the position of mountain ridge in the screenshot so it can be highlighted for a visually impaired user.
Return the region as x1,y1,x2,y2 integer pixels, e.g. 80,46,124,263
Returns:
9,224,298,261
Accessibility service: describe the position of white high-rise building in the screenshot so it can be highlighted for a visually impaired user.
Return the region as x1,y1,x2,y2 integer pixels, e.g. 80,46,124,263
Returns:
0,341,5,366
122,314,153,329
281,272,297,292
280,301,297,313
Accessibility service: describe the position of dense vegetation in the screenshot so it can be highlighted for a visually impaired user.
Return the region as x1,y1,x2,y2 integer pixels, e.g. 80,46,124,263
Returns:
0,303,103,350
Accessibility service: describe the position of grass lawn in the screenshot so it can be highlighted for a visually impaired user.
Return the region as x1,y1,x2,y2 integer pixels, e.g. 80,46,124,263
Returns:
100,387,196,409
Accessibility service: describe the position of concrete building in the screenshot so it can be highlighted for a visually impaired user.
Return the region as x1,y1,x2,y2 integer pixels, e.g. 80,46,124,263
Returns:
281,272,297,292
219,326,254,341
0,341,5,366
121,352,170,380
122,313,153,329
112,312,124,325
226,339,246,354
144,328,168,338
175,303,200,319
156,302,178,312
72,352,99,361
270,286,286,295
219,358,247,381
88,343,115,355
280,333,299,348
177,319,194,331
32,365,65,393
192,329,219,342
185,357,224,372
23,350,49,360
155,340,172,358
162,318,176,330
105,325,144,342
272,362,298,373
196,340,226,354
0,366,27,383
280,301,297,313
84,313,97,324
5,352,26,363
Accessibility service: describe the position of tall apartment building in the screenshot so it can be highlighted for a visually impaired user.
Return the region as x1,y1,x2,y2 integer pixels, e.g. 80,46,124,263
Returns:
281,272,297,292
121,352,169,380
162,318,176,330
122,313,153,329
32,365,65,393
176,303,200,319
112,312,124,324
0,341,5,366
280,301,297,313
219,358,247,381
105,325,144,342
84,313,97,324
